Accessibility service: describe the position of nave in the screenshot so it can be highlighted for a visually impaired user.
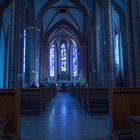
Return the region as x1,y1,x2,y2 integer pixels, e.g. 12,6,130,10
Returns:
20,92,111,140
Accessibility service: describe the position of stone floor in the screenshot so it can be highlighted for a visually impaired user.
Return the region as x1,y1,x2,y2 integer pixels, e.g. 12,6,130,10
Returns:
20,92,112,140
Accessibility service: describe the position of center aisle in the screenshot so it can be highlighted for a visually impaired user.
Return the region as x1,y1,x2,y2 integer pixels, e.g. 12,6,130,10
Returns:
20,92,111,140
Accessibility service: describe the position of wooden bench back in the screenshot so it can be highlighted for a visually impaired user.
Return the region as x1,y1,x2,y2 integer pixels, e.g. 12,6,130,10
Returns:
71,87,108,93
42,87,56,105
109,88,140,134
21,88,43,114
0,89,20,139
81,87,108,94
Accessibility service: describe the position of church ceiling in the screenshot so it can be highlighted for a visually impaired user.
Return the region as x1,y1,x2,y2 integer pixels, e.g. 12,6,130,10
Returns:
0,0,125,39
34,0,91,19
43,7,84,34
34,0,90,37
47,24,79,44
34,0,124,37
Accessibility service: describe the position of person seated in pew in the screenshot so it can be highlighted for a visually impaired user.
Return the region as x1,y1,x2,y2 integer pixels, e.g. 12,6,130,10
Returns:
71,83,74,87
39,83,44,88
30,83,37,88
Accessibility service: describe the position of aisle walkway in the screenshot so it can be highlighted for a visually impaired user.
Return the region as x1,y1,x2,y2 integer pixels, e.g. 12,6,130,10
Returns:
20,93,112,140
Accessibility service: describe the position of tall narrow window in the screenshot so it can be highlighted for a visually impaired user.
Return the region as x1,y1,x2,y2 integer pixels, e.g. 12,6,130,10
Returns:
23,29,26,73
115,34,120,66
72,44,78,77
113,8,125,86
50,44,55,77
61,43,67,72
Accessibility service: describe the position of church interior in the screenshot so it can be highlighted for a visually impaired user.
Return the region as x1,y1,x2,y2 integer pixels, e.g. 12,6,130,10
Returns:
0,0,140,140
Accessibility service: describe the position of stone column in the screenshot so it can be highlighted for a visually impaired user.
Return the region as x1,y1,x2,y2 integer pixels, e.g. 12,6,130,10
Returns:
9,0,24,88
101,0,115,87
93,0,102,87
131,0,140,86
31,28,40,87
87,19,95,86
78,42,83,78
125,0,140,86
8,0,15,88
82,21,88,83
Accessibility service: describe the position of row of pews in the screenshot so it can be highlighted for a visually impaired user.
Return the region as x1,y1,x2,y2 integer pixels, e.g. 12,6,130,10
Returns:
0,88,56,140
0,87,140,139
21,88,56,115
70,87,140,140
70,87,109,115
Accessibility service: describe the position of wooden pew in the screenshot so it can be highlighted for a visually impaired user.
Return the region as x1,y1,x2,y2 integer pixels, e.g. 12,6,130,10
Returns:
70,87,109,115
42,87,56,109
0,89,20,140
21,88,43,115
128,116,140,140
21,88,56,115
0,118,8,139
70,87,84,103
84,88,109,114
109,88,140,139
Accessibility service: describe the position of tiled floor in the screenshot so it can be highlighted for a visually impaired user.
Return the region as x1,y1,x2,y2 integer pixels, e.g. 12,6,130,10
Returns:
20,92,112,140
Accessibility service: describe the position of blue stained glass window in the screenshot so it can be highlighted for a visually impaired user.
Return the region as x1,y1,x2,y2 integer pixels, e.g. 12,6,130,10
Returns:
115,34,120,66
50,44,55,77
72,45,78,77
23,30,26,73
61,43,67,72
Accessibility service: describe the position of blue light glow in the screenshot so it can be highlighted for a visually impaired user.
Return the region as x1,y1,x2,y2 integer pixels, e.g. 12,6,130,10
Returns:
0,29,5,88
72,45,78,77
115,34,120,65
61,43,67,72
50,44,55,77
23,30,26,73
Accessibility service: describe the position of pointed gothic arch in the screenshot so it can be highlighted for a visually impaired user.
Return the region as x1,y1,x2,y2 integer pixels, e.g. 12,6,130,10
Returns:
113,2,127,86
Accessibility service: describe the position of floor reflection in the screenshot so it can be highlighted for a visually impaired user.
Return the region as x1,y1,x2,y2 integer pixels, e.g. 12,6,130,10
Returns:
20,92,112,140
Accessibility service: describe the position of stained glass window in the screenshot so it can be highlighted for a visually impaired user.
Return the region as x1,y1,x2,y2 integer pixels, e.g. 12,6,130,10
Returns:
61,43,67,72
115,34,120,66
113,8,125,86
23,30,26,73
72,45,78,77
50,44,55,77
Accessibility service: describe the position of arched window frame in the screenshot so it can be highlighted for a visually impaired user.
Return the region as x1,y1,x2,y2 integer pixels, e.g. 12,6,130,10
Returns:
49,44,55,77
72,44,78,77
60,42,67,72
113,4,126,86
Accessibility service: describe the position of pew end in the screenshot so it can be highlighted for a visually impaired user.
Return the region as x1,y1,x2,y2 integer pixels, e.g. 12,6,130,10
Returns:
0,89,20,140
109,88,140,139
